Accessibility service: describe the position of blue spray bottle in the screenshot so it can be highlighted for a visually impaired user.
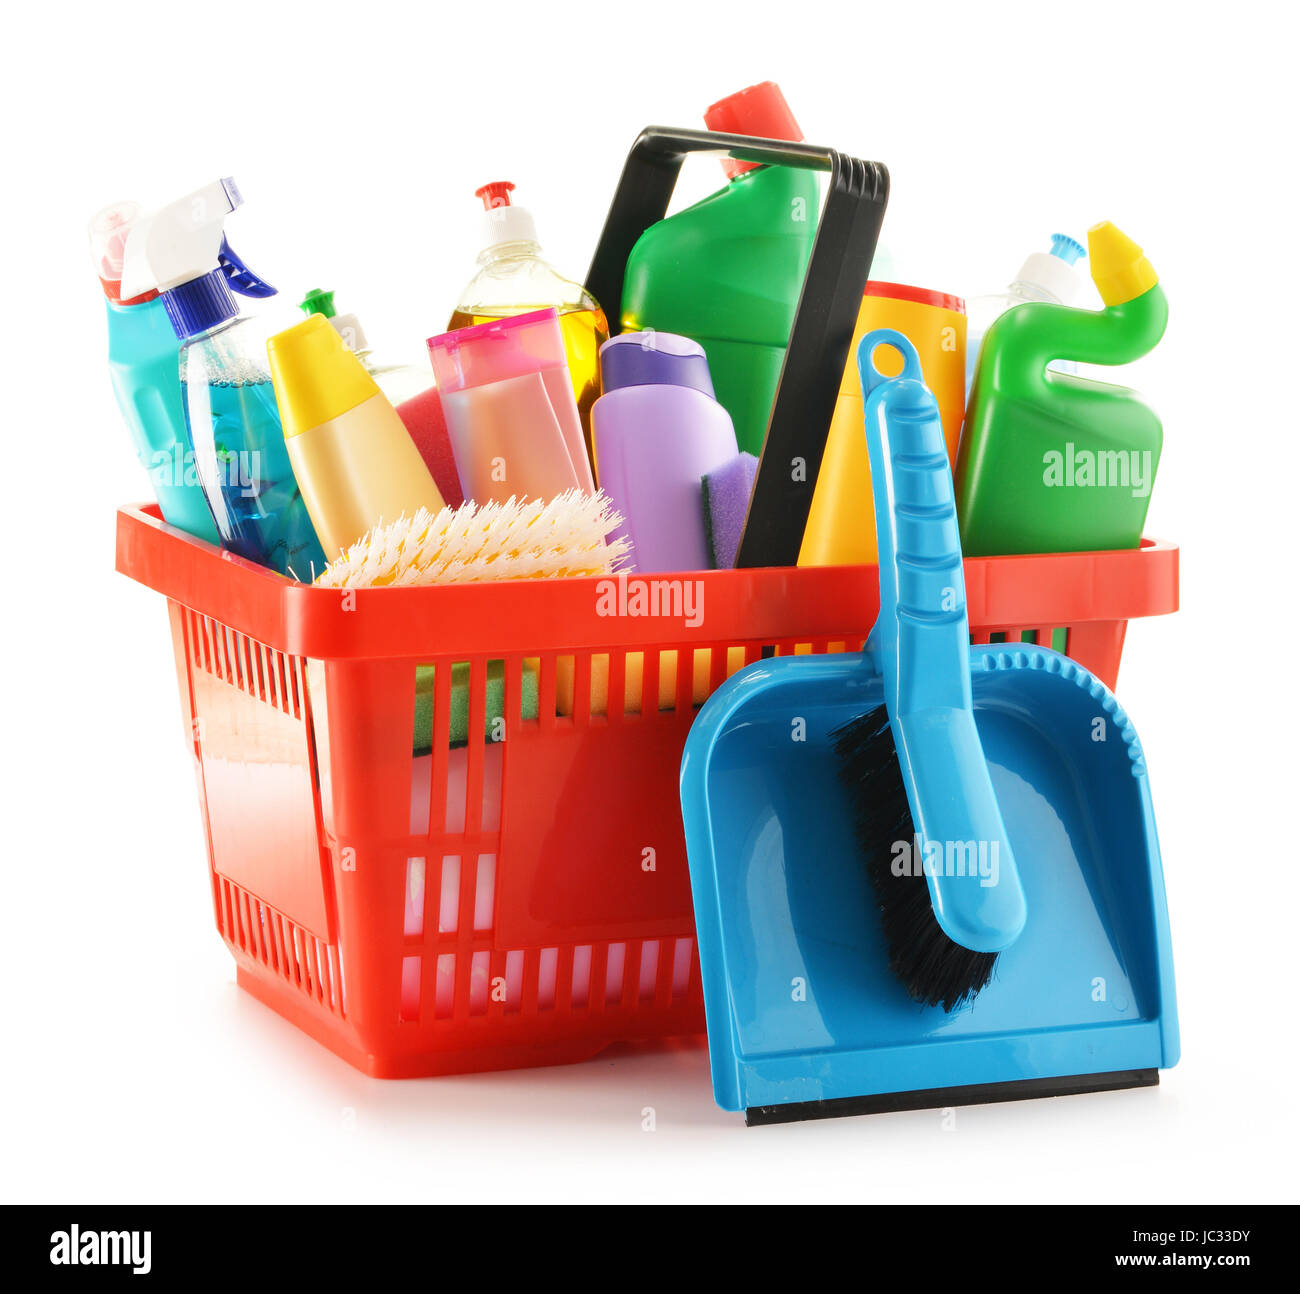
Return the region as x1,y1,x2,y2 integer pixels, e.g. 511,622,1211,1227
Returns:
119,178,326,579
90,202,220,543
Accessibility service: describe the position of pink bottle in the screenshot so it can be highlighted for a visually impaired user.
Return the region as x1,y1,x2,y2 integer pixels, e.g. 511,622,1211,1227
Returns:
427,308,594,504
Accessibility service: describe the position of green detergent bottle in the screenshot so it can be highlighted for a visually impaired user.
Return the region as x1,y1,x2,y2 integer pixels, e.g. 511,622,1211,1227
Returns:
618,82,819,456
955,222,1169,556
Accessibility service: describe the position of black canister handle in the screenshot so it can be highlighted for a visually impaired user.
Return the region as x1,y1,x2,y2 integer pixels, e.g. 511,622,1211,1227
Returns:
585,126,889,568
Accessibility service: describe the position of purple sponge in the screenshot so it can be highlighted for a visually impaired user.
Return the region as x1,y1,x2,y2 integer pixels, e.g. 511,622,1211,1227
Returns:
702,452,759,569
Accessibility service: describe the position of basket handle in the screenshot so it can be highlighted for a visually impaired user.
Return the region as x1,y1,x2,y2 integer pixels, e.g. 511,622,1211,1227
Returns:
584,126,890,569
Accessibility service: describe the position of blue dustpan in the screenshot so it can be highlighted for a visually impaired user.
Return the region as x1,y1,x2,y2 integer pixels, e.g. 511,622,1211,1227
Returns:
679,331,1179,1124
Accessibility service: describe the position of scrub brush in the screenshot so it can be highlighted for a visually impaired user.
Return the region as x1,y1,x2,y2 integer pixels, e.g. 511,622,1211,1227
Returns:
833,330,1026,1011
316,490,631,588
834,707,1000,1009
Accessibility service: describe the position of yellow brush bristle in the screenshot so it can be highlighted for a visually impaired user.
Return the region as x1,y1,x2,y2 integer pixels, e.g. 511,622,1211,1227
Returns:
315,491,632,589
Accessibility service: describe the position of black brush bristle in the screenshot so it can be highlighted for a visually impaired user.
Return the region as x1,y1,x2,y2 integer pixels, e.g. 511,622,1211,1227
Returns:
833,704,996,1011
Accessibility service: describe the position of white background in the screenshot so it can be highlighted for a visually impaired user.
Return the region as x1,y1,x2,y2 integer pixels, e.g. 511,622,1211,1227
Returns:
2,0,1296,1204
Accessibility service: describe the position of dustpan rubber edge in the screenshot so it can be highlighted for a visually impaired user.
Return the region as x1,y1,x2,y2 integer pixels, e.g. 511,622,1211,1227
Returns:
743,1068,1159,1126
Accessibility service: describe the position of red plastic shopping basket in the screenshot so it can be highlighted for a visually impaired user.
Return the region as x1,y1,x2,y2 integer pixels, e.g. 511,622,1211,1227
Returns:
116,503,1177,1077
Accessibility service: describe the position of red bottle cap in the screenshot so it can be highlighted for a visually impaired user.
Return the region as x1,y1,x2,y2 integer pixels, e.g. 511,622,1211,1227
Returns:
704,81,804,179
475,181,516,211
98,277,158,306
89,200,160,305
864,280,966,314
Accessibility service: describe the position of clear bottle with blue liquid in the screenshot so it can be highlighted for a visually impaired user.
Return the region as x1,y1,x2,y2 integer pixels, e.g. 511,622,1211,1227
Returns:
120,179,326,580
179,304,325,580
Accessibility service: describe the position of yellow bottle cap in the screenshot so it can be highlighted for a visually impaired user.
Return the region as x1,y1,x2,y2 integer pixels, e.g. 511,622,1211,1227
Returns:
1087,221,1159,307
267,313,379,438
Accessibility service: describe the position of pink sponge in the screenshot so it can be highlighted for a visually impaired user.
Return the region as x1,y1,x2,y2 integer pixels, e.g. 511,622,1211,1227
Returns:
395,385,464,508
702,452,758,569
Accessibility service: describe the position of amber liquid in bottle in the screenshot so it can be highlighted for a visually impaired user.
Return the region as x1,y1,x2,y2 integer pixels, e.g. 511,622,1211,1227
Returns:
446,305,609,467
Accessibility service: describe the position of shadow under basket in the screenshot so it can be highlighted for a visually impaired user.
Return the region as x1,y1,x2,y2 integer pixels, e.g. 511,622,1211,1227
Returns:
116,503,1178,1078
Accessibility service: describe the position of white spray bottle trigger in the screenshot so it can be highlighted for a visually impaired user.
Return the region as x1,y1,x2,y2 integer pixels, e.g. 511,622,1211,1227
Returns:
118,177,244,300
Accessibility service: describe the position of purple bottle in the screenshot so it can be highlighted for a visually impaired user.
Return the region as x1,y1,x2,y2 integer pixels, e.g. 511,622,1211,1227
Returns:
592,332,739,572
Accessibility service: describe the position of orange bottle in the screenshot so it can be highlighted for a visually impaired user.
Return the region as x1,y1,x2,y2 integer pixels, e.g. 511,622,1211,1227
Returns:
799,282,966,565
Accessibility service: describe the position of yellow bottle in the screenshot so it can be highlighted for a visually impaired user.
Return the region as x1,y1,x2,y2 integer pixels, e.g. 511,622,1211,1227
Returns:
799,282,966,565
267,314,445,562
449,182,608,469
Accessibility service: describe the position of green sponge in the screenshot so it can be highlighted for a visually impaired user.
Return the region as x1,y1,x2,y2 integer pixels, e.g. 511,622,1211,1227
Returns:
413,660,539,753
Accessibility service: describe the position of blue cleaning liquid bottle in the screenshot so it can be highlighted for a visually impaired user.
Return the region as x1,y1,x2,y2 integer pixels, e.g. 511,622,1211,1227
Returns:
90,202,220,543
120,179,325,580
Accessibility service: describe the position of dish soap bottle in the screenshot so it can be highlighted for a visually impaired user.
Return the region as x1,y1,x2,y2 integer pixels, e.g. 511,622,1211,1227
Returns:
299,288,462,507
448,181,608,468
964,233,1086,393
619,81,819,456
120,178,326,579
955,221,1168,556
90,201,220,543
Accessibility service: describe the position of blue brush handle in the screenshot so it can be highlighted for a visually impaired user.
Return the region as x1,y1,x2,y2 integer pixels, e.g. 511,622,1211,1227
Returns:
859,330,1026,954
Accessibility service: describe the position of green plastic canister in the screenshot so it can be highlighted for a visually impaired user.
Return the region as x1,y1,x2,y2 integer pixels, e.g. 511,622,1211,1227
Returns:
618,82,819,456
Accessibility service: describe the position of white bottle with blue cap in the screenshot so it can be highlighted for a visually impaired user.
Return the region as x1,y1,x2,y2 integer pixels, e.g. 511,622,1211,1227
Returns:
964,233,1086,393
120,179,326,579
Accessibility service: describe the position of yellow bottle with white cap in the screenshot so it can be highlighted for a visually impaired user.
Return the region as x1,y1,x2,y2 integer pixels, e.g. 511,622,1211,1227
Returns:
268,313,445,561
